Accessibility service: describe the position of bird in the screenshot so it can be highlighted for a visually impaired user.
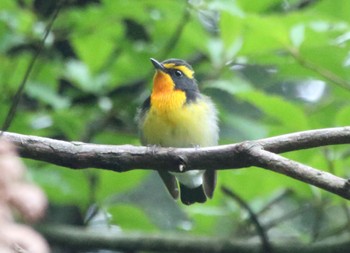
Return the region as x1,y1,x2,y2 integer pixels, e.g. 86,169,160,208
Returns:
137,58,219,205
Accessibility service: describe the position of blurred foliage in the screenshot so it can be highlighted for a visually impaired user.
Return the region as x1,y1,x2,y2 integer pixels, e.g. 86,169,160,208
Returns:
1,0,350,249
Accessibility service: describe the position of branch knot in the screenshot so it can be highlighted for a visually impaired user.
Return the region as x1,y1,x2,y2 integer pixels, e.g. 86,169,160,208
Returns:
177,155,187,172
236,141,263,165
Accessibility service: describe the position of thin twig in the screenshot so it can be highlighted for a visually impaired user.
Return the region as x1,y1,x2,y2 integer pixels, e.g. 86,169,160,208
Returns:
263,203,312,231
0,0,64,136
255,189,294,217
221,186,272,253
288,48,350,91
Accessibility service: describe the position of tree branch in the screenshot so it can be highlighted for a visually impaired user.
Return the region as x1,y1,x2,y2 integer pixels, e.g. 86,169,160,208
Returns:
247,146,349,199
39,224,350,253
2,126,350,199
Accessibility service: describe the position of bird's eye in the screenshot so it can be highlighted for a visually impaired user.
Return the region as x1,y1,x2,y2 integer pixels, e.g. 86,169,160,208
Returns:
174,70,183,77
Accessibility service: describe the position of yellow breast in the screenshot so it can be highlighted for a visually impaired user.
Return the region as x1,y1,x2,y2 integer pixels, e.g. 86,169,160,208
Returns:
141,96,218,148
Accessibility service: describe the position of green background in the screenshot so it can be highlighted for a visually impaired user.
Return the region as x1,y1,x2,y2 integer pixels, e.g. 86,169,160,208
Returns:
1,0,350,246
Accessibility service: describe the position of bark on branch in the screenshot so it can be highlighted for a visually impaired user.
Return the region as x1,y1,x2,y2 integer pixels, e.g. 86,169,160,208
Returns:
2,127,350,199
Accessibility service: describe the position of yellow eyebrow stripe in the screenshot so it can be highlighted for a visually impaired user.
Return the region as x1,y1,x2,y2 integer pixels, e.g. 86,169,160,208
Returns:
163,63,194,79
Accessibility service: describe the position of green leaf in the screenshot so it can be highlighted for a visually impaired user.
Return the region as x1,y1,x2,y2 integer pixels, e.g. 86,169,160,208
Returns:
106,173,190,230
220,168,313,201
97,170,147,201
221,112,268,141
71,34,115,73
290,24,305,48
237,0,282,13
237,91,309,132
108,205,156,231
51,109,87,140
207,0,245,17
25,82,70,109
220,11,242,54
0,0,16,9
64,60,111,94
207,38,224,67
28,163,90,207
239,15,290,55
203,77,252,95
335,105,350,126
312,0,350,23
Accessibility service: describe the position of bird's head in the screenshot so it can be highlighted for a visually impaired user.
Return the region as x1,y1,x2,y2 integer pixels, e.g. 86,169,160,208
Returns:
150,58,199,103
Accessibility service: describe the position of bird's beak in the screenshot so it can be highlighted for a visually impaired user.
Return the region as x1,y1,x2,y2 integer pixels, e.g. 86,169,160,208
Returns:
150,58,166,72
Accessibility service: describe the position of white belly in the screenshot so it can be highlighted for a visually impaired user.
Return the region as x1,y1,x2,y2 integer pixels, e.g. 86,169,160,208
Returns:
171,170,204,188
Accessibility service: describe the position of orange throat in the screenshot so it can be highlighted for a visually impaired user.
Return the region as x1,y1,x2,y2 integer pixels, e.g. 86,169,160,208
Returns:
151,71,186,113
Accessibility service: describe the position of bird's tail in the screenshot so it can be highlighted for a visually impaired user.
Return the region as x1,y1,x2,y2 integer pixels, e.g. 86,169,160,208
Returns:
179,170,217,205
180,183,206,205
